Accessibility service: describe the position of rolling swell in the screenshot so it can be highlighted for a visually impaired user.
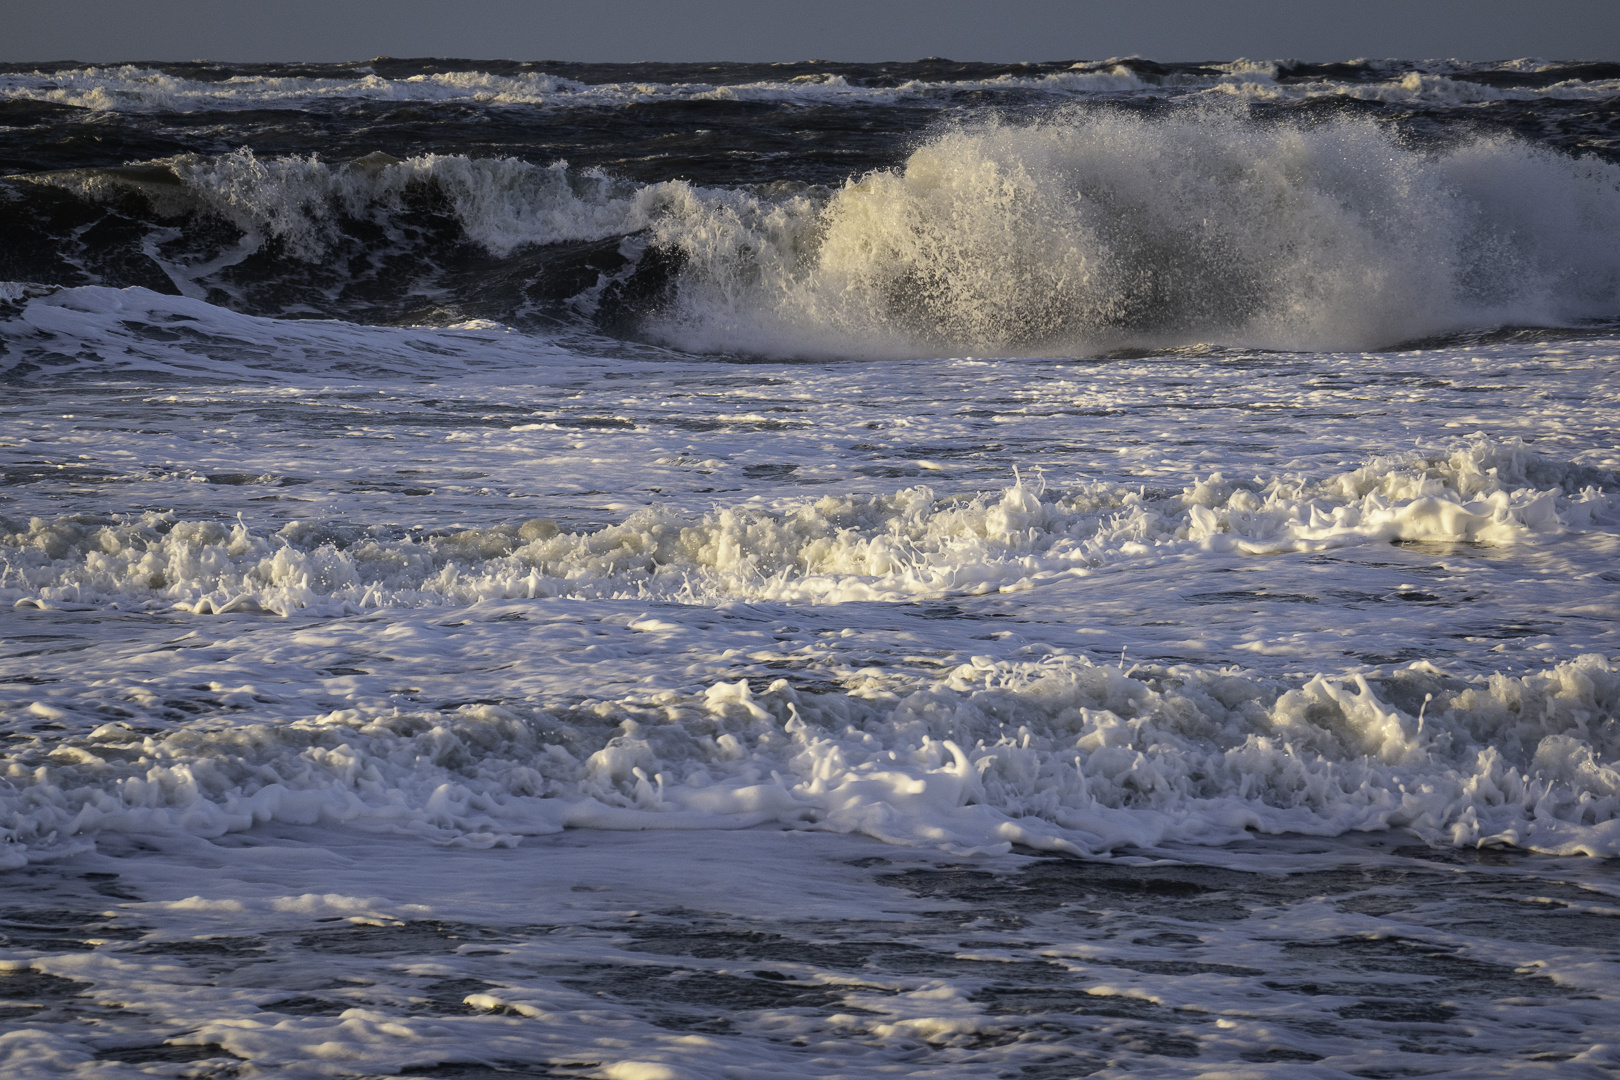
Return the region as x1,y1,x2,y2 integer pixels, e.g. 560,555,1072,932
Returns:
4,107,1620,356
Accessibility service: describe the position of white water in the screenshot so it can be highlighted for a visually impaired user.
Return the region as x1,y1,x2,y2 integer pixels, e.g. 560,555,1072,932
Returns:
644,113,1620,355
3,284,1618,872
1,435,1611,613
5,617,1620,865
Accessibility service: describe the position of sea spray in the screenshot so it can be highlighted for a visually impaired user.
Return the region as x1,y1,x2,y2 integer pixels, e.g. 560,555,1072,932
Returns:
645,111,1620,355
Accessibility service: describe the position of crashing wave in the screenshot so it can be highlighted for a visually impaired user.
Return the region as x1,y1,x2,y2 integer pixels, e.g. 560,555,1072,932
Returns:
641,111,1620,355
14,108,1620,354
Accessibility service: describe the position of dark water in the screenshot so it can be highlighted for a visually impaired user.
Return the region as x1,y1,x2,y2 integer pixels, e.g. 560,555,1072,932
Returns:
5,829,1617,1078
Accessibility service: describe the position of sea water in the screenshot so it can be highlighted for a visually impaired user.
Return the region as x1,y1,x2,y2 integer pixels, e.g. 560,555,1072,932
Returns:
1,57,1619,1077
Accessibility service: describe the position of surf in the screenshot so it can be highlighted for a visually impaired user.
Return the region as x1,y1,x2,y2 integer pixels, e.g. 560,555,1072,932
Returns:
9,106,1619,356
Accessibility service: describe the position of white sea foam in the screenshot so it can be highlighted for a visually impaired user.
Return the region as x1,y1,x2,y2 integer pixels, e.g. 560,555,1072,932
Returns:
1,436,1609,615
3,638,1618,869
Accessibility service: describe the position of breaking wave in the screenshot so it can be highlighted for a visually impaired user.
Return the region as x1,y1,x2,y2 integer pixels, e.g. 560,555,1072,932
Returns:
13,109,1620,355
1,437,1617,865
644,111,1620,355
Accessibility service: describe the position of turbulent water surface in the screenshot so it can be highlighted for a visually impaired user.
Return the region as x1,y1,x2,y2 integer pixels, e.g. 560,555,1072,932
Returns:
2,57,1620,1078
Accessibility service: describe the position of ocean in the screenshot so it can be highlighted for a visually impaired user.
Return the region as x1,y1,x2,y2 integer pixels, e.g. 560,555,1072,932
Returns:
1,56,1619,1078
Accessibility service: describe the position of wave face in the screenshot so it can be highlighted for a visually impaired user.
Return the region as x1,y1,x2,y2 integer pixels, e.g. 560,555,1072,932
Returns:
6,111,1620,356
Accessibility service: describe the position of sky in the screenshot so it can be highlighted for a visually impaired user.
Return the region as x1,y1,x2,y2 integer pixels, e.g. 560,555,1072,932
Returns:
4,0,1619,64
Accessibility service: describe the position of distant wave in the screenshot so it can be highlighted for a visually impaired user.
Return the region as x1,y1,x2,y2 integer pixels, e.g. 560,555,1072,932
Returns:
4,58,1619,113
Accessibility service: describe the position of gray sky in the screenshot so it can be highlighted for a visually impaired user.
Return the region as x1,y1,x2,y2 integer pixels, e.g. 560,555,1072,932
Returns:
5,0,1618,64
